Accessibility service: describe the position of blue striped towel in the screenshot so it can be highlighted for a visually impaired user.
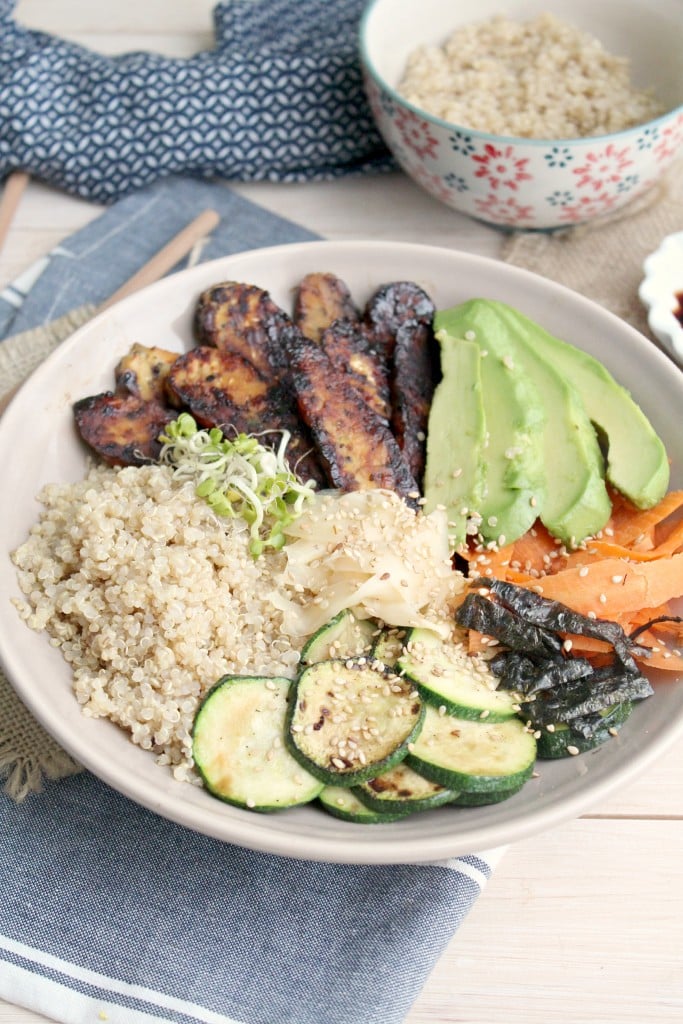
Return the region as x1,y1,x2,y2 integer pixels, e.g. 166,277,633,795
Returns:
0,0,392,203
0,176,499,1024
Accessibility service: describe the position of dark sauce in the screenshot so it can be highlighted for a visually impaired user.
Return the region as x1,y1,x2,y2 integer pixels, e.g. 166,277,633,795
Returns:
675,291,683,327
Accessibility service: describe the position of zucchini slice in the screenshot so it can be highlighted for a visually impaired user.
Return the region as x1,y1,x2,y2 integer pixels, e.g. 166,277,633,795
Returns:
287,658,425,785
406,704,537,793
300,609,376,666
319,786,407,823
536,702,633,759
399,627,518,721
371,626,407,669
354,761,457,814
192,675,323,811
450,779,527,806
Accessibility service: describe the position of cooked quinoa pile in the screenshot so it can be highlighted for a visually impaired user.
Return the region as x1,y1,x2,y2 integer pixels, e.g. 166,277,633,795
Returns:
11,464,463,785
397,12,664,139
11,463,302,781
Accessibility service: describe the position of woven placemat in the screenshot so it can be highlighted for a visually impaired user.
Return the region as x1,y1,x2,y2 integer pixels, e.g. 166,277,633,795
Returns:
502,159,683,346
0,314,86,797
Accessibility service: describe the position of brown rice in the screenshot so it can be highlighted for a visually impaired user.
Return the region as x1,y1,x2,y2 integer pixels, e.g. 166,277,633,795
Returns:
397,12,663,139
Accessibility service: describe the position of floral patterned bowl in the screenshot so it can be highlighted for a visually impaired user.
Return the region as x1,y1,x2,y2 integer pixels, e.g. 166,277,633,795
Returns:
359,0,683,230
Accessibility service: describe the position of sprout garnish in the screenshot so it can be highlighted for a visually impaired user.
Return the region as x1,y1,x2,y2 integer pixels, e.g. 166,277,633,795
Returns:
158,413,316,557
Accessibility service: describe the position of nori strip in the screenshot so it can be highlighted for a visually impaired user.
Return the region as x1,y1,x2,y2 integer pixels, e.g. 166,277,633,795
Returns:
466,576,651,672
490,651,594,695
456,577,656,743
456,592,563,659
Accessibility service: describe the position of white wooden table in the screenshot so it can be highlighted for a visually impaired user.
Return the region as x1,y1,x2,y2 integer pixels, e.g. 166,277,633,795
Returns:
2,4,682,1023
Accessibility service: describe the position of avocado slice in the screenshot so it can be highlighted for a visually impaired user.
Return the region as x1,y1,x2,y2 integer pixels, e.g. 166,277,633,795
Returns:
430,313,547,546
435,300,612,547
422,338,487,548
495,304,670,508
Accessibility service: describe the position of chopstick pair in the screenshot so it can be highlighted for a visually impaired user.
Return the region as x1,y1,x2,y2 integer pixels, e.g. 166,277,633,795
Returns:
0,205,220,416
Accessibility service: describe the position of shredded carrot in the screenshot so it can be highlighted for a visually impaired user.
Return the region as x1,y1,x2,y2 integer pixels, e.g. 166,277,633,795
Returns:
463,490,683,672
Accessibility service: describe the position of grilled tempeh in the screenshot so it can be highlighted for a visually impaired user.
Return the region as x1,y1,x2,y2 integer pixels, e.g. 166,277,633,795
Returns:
364,281,436,357
193,281,290,378
114,343,180,404
391,320,439,486
283,327,419,501
167,346,325,485
73,392,176,466
293,272,360,344
319,319,391,421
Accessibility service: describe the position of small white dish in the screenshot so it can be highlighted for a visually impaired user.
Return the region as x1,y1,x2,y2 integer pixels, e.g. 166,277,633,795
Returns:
639,230,683,366
0,239,682,864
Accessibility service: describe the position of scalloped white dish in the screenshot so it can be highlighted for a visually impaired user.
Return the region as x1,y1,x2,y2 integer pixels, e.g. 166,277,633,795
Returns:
0,239,682,865
639,230,683,366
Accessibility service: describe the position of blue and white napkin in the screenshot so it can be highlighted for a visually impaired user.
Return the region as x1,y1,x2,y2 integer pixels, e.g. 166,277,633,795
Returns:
0,0,392,203
0,177,499,1024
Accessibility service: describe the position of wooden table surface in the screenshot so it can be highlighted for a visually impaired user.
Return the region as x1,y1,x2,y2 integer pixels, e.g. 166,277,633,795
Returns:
2,4,682,1023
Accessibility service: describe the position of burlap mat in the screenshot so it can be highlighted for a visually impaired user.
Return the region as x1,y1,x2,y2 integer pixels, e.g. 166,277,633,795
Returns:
2,167,682,801
502,159,683,344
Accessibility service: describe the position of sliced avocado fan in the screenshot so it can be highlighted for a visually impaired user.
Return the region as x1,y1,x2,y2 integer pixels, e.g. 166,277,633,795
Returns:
436,299,618,548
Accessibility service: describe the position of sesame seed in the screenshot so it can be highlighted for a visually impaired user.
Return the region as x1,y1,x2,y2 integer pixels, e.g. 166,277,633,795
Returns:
611,575,624,584
579,566,589,577
566,745,580,756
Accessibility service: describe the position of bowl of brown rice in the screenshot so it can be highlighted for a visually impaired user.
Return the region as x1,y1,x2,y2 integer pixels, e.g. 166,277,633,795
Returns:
360,0,683,229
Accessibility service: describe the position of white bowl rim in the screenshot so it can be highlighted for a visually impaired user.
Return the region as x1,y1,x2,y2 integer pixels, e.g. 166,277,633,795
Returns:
1,237,682,865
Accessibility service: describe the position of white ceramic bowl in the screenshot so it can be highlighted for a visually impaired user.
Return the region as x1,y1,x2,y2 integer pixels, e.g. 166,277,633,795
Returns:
639,230,683,366
1,240,682,864
360,0,683,230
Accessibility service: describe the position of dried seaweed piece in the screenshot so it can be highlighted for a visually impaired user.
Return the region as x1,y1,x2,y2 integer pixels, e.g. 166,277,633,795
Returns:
490,651,593,695
525,668,652,726
457,576,655,743
456,591,563,659
469,575,650,672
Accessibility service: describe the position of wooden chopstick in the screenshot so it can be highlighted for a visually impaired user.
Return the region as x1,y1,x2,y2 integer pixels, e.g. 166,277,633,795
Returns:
0,207,220,416
0,171,30,258
100,207,220,309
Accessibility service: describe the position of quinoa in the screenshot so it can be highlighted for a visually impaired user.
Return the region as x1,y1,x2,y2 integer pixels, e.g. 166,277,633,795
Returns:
11,463,303,782
11,465,463,788
397,12,664,139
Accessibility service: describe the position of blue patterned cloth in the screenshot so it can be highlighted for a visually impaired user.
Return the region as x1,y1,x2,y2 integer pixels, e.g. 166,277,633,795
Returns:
0,0,392,203
0,177,498,1024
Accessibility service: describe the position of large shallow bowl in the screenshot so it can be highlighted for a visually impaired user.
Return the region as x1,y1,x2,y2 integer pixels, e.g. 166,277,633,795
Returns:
360,0,683,229
1,239,682,864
